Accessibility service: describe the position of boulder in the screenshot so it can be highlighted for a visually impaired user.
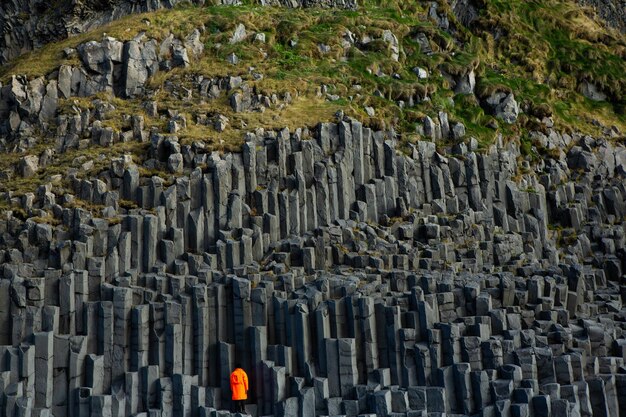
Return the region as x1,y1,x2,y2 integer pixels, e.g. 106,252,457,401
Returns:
382,30,400,61
77,37,123,74
171,44,190,67
57,65,73,99
39,80,58,121
423,116,441,140
77,41,109,74
214,115,229,132
451,122,466,140
227,53,239,65
19,155,39,178
415,32,432,55
486,92,519,124
27,77,45,116
230,24,247,44
567,146,597,172
413,67,429,79
184,29,204,57
168,153,184,173
579,81,607,101
122,38,158,97
454,70,476,94
615,147,626,176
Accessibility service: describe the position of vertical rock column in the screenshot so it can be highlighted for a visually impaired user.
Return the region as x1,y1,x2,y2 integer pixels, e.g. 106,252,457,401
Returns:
202,174,216,246
232,277,252,369
143,215,158,272
243,141,257,204
338,338,358,397
294,301,312,381
193,286,210,386
112,287,132,385
98,301,114,393
68,337,87,417
214,159,232,233
127,215,143,273
59,273,75,335
34,331,54,408
165,301,183,376
131,304,150,371
314,163,331,227
0,281,11,345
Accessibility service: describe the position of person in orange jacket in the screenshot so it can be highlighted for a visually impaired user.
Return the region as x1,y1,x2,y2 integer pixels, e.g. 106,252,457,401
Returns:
230,364,249,413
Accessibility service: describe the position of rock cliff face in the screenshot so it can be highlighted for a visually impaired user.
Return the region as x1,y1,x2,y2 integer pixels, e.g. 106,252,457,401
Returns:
0,27,625,416
579,0,626,32
0,2,625,417
0,0,206,65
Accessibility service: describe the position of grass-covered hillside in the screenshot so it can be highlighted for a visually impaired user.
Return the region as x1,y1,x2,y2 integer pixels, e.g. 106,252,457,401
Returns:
0,0,625,197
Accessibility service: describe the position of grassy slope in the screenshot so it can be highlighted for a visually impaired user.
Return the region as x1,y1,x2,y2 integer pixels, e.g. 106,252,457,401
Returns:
0,0,625,198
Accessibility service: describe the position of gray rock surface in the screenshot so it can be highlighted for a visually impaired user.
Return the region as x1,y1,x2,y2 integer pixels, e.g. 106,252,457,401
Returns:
0,5,624,417
486,92,520,124
18,154,39,177
579,81,608,101
230,24,248,44
0,115,625,416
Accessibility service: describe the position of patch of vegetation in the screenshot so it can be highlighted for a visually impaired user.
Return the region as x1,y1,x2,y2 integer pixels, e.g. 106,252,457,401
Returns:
30,212,62,226
474,1,626,113
5,4,622,118
0,135,148,197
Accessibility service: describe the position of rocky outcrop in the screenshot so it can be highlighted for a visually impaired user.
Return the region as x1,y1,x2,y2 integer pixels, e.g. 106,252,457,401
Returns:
485,92,520,124
578,0,626,32
0,40,293,153
579,81,608,101
0,32,191,143
0,39,625,412
0,0,209,65
0,0,357,66
451,0,481,27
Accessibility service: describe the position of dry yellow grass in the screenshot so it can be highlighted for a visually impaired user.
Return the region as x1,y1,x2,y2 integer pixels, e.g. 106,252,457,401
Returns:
0,137,149,197
173,94,351,151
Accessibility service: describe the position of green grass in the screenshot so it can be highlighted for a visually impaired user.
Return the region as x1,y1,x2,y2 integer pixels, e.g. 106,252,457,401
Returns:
476,1,626,97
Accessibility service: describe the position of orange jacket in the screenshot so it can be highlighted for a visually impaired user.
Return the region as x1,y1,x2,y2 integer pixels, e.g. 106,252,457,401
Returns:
230,368,249,400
